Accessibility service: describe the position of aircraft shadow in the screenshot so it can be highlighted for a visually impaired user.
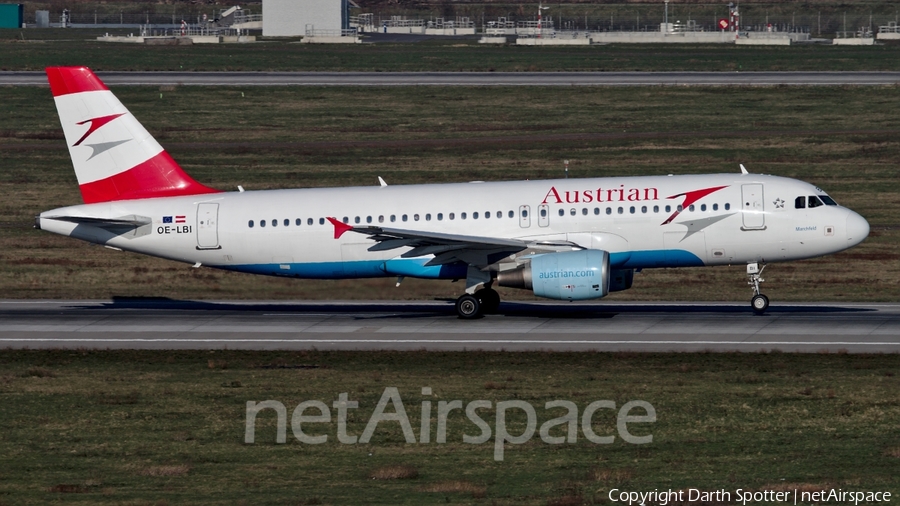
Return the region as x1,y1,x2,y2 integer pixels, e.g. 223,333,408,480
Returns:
63,296,876,320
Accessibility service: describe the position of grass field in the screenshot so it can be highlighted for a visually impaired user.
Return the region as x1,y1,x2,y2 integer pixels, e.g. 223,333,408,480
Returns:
1,84,898,303
0,350,897,505
3,31,900,72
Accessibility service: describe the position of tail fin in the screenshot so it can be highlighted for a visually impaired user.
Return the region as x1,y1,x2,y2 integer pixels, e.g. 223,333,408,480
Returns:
46,66,220,204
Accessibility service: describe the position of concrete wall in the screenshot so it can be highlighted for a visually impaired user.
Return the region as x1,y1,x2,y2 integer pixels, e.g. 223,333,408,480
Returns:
833,37,875,45
263,0,345,37
590,31,733,44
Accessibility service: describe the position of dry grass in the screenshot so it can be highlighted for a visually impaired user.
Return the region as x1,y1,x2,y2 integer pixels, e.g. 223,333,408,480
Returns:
48,484,88,493
886,448,900,458
547,496,585,506
589,467,634,485
21,366,55,378
369,465,419,480
138,464,192,477
419,480,486,497
760,483,835,493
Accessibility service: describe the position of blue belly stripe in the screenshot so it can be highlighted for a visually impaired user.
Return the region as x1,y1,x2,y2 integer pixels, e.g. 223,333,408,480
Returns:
226,250,704,279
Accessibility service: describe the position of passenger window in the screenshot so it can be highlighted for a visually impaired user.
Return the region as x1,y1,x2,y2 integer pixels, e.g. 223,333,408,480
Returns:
540,208,547,217
449,213,455,220
508,210,514,218
260,220,266,228
570,208,576,216
677,205,683,212
582,208,588,216
354,216,360,224
712,204,718,211
808,196,824,208
319,218,325,225
700,204,706,212
342,217,349,224
522,209,528,218
437,213,443,221
617,207,623,214
641,206,647,213
378,216,384,223
248,220,254,228
402,214,408,222
653,205,659,213
558,209,564,217
606,207,612,215
594,207,600,215
724,203,731,211
425,213,431,221
296,218,302,226
367,216,373,223
496,211,502,218
461,212,467,220
688,205,695,212
485,211,491,219
414,214,420,221
272,219,277,227
307,218,313,226
390,215,396,222
473,212,479,219
665,205,671,213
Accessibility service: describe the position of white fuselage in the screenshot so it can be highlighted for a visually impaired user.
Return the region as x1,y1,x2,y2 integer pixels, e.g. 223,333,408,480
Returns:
38,173,869,280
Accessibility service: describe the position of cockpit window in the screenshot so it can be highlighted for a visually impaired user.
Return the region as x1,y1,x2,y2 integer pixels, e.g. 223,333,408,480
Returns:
808,196,824,208
820,195,838,206
794,196,806,209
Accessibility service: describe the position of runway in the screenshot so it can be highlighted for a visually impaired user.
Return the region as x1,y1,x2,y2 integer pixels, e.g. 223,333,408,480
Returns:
1,300,898,353
3,71,900,87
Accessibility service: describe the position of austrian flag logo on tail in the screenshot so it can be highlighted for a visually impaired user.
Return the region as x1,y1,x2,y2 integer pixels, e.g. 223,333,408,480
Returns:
73,113,126,146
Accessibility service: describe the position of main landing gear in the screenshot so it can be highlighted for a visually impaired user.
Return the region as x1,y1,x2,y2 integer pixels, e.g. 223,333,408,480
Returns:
455,287,501,319
747,262,769,315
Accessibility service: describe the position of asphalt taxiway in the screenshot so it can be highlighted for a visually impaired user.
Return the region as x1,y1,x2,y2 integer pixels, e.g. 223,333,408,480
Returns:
3,71,900,87
1,300,898,353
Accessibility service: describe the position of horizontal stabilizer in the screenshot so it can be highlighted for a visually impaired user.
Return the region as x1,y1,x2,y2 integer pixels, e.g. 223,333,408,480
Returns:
46,215,152,228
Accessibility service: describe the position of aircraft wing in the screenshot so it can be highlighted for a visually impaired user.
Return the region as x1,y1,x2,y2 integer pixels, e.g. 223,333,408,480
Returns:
327,217,527,268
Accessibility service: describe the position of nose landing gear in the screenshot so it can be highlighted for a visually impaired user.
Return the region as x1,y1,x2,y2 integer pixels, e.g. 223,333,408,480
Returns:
747,262,769,314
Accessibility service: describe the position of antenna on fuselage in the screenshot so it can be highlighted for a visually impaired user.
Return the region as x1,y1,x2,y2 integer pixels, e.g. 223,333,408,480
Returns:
564,159,569,179
378,176,388,187
740,164,749,175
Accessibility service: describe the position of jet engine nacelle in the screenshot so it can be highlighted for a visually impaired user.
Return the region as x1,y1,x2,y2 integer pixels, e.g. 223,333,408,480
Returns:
498,250,610,301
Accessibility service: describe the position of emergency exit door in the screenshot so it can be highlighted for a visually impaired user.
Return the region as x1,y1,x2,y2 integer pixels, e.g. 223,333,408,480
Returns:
196,203,220,249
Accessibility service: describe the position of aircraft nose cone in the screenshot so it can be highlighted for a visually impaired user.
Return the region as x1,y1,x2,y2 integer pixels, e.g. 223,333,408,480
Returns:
845,211,870,246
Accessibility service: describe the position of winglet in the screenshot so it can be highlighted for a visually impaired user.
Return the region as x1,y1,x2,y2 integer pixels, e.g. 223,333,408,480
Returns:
326,217,354,239
740,164,749,175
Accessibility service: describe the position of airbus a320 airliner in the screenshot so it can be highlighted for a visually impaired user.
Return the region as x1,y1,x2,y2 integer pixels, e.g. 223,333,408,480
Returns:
36,67,870,318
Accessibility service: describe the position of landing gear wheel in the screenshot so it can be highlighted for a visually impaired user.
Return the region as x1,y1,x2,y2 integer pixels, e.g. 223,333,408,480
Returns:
475,288,501,314
456,294,482,319
751,294,769,315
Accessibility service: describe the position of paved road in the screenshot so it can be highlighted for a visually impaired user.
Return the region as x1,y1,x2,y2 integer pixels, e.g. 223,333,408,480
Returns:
4,71,900,87
1,300,898,353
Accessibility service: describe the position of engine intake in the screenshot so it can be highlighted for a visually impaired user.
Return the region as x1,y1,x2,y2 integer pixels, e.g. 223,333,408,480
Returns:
498,250,610,301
